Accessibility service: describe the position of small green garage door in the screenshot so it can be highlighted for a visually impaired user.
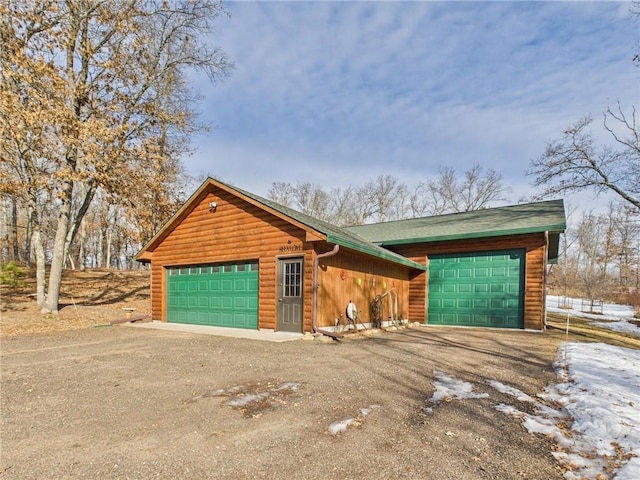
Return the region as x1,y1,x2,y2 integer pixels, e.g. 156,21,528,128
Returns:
166,262,259,329
428,250,525,329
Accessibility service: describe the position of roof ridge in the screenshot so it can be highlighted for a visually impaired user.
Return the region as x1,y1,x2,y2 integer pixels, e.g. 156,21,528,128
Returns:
345,198,566,245
345,199,565,229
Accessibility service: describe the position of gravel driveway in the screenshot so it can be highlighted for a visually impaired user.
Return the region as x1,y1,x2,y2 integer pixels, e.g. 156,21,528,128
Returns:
2,325,566,479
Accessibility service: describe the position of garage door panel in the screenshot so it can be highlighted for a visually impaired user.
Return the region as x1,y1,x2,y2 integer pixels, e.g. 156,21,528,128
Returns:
474,268,489,277
459,268,472,278
442,298,456,308
166,262,259,329
428,250,524,328
458,298,472,308
221,296,233,308
473,313,489,325
220,313,233,327
473,298,488,309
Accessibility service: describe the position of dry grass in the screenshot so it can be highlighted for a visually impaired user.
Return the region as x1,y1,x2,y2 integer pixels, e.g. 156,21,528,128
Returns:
546,312,640,350
0,269,150,336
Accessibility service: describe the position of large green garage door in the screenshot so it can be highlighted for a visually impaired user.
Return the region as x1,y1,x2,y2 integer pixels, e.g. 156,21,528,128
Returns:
428,250,525,328
166,261,259,329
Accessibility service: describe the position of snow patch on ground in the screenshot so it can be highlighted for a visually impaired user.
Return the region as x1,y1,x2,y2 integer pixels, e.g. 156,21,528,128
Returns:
547,343,640,479
423,371,489,414
487,380,536,403
190,380,302,417
327,404,381,436
493,343,640,479
328,417,356,436
547,295,639,337
425,342,640,479
591,319,640,336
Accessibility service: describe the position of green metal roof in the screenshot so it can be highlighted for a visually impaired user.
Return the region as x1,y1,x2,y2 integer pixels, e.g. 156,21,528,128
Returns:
345,200,566,246
217,180,427,271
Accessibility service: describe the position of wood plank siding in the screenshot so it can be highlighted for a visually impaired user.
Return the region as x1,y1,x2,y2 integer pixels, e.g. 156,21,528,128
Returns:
139,179,558,334
389,233,548,330
315,248,413,328
144,185,416,333
148,187,314,329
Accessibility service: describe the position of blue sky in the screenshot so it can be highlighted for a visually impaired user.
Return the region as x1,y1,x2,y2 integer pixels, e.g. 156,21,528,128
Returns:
187,1,638,211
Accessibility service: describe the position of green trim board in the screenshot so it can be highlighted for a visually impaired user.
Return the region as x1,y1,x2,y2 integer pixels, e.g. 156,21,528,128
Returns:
166,262,259,329
427,250,525,329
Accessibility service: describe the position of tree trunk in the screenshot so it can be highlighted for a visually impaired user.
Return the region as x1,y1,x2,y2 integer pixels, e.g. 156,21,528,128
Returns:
97,227,104,268
31,227,46,307
10,196,18,262
106,227,112,269
24,199,33,266
42,179,73,314
65,181,97,257
1,198,8,262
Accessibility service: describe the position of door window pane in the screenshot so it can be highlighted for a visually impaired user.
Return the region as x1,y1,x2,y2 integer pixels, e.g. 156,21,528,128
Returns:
283,260,302,297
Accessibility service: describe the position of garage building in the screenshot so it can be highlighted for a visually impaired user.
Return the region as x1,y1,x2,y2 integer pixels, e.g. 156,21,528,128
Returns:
346,200,566,330
136,179,565,332
136,178,426,333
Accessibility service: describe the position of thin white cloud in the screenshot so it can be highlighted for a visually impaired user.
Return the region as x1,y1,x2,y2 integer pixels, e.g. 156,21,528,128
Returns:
186,1,639,207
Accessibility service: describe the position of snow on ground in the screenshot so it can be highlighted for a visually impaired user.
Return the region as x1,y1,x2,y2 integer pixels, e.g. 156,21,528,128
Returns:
327,404,381,436
426,343,640,479
546,343,640,480
547,295,639,337
422,371,489,414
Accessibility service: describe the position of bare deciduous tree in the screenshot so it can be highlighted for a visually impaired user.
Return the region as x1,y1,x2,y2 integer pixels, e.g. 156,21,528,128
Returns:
360,174,408,223
548,201,640,309
427,164,510,214
268,168,509,227
528,104,640,213
267,181,333,222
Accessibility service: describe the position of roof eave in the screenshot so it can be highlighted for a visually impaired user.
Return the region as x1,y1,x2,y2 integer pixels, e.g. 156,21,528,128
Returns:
135,178,328,261
327,234,427,271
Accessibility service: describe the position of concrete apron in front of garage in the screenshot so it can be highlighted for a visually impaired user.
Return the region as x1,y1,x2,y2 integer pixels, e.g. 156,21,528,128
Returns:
129,320,303,342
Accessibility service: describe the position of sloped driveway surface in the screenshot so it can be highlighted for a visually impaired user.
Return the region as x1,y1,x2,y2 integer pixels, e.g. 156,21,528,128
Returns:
1,326,566,479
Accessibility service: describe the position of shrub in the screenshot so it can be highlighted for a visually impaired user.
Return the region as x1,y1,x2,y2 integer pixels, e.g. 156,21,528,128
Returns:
0,262,26,287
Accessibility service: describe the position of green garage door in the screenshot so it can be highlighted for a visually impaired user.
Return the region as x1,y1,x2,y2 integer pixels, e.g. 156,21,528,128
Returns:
428,250,525,329
166,262,259,329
